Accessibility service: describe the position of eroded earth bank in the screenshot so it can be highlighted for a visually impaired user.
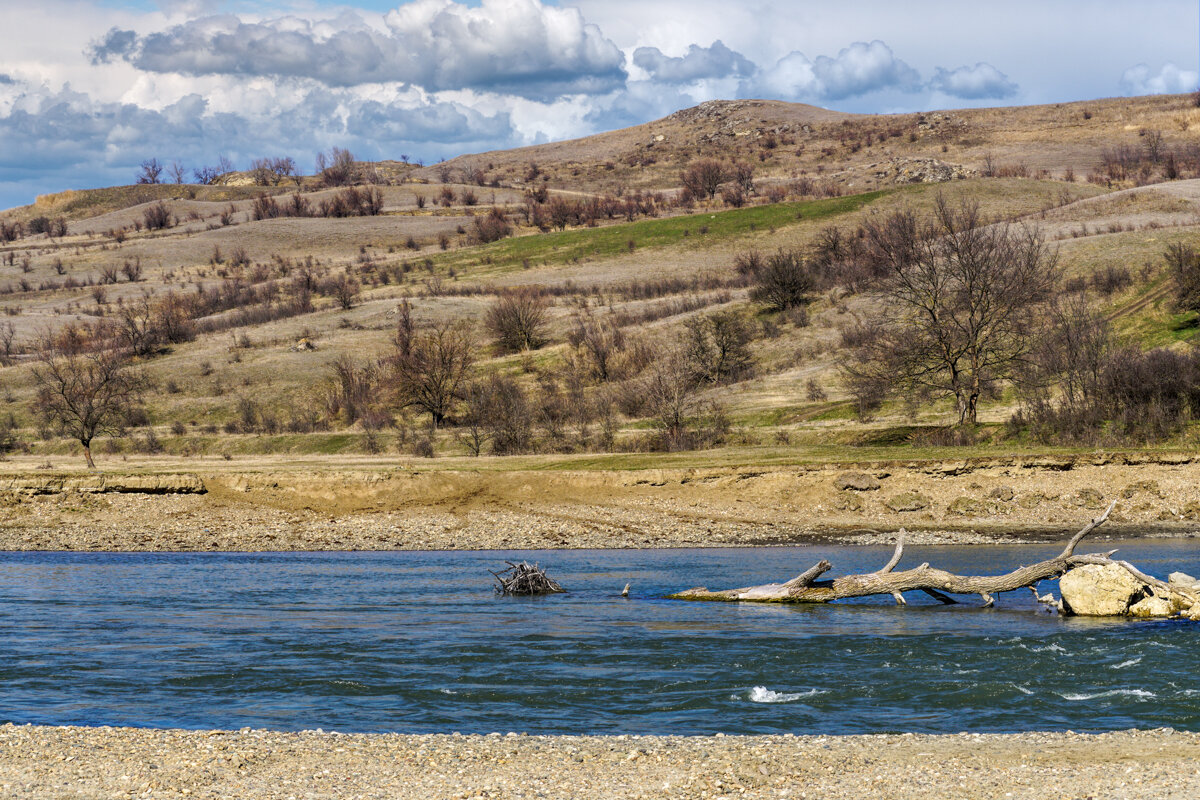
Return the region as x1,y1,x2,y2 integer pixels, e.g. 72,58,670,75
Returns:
2,454,1199,551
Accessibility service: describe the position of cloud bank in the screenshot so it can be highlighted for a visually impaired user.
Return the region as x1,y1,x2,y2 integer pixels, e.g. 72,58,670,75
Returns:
0,0,1190,208
90,0,628,98
1120,62,1198,95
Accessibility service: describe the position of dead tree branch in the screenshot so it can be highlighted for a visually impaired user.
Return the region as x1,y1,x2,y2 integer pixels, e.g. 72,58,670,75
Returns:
491,561,565,596
669,502,1178,607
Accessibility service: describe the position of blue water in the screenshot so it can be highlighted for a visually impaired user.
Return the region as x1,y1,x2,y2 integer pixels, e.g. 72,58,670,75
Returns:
1,541,1198,735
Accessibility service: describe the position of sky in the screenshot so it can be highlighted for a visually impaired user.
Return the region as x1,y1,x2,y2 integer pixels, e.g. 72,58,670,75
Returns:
0,0,1197,209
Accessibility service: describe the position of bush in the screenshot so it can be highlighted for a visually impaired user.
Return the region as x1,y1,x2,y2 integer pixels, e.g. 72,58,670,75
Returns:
143,202,172,231
1166,243,1200,314
1090,265,1132,296
473,208,512,243
486,290,549,353
749,249,813,310
680,160,726,200
683,310,754,384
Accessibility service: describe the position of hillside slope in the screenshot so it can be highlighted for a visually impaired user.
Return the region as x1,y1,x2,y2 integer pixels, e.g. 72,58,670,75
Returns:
0,94,1197,467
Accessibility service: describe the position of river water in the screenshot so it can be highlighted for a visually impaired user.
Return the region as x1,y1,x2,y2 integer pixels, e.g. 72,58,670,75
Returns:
1,540,1198,735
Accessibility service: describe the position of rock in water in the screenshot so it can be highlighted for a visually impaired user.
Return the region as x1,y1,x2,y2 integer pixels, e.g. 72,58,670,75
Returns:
1129,593,1176,618
1059,564,1149,616
1169,572,1200,591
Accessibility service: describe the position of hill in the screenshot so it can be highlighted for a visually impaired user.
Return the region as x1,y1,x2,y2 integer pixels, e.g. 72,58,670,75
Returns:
0,93,1197,472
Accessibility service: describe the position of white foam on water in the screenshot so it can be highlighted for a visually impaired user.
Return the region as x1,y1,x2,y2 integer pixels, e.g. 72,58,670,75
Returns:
1058,689,1156,701
1012,684,1035,696
1031,644,1067,654
439,688,458,695
743,686,826,704
1111,657,1143,670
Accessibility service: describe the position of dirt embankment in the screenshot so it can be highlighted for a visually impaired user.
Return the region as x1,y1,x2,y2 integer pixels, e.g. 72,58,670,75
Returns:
1,454,1198,551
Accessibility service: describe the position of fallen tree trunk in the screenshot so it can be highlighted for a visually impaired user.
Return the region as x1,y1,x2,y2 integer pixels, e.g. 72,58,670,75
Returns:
671,502,1199,615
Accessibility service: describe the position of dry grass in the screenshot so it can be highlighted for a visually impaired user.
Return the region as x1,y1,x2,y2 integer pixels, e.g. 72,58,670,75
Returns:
2,95,1200,464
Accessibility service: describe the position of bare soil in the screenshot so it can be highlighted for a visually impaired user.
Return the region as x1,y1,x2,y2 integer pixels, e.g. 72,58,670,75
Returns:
2,455,1197,551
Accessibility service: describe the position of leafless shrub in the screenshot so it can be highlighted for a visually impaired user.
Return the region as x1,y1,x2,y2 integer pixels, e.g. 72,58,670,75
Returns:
568,311,625,382
680,159,726,200
142,202,172,230
486,290,550,353
1089,265,1132,296
473,208,512,243
317,146,357,187
1165,242,1200,313
683,310,754,384
749,249,814,310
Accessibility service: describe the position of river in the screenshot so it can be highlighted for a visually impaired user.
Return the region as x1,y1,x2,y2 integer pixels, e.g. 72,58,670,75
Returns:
1,540,1197,735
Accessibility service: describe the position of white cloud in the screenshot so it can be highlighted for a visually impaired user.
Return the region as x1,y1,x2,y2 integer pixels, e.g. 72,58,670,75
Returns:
632,41,755,83
1,0,1196,208
0,80,514,198
929,62,1018,99
747,40,920,101
1120,62,1198,95
90,0,628,98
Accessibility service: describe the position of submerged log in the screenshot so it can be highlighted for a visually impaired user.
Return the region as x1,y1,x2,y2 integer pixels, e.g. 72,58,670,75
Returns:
671,503,1200,617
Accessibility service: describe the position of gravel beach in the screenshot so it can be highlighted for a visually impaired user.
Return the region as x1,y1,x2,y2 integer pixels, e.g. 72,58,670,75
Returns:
3,725,1198,799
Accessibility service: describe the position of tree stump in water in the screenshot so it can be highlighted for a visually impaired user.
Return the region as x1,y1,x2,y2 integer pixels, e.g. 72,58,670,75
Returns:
491,561,565,595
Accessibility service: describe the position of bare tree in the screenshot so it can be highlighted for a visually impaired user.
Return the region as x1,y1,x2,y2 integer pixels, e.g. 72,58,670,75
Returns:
730,161,755,194
272,156,299,185
317,147,357,187
324,355,381,426
0,321,16,364
461,373,532,455
167,161,187,185
31,336,145,468
136,158,163,184
843,195,1060,425
486,290,550,353
116,293,161,357
250,158,275,186
569,311,624,382
683,310,754,384
328,275,360,310
680,159,726,200
391,322,475,428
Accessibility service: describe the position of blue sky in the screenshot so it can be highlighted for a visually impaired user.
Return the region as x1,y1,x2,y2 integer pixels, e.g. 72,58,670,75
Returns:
1,0,1197,209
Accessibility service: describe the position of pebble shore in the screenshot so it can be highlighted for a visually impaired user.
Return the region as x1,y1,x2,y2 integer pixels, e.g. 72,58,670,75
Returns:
3,725,1198,799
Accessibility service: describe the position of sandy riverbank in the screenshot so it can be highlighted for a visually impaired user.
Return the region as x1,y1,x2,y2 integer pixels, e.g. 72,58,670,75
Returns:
1,456,1199,551
2,724,1197,799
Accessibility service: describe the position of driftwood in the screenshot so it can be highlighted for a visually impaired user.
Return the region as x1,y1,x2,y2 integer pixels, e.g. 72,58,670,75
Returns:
671,502,1199,614
491,561,565,595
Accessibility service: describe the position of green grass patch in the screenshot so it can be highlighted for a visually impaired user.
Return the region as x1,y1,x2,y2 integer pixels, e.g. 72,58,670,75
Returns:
1112,273,1200,349
807,402,857,422
431,191,890,275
